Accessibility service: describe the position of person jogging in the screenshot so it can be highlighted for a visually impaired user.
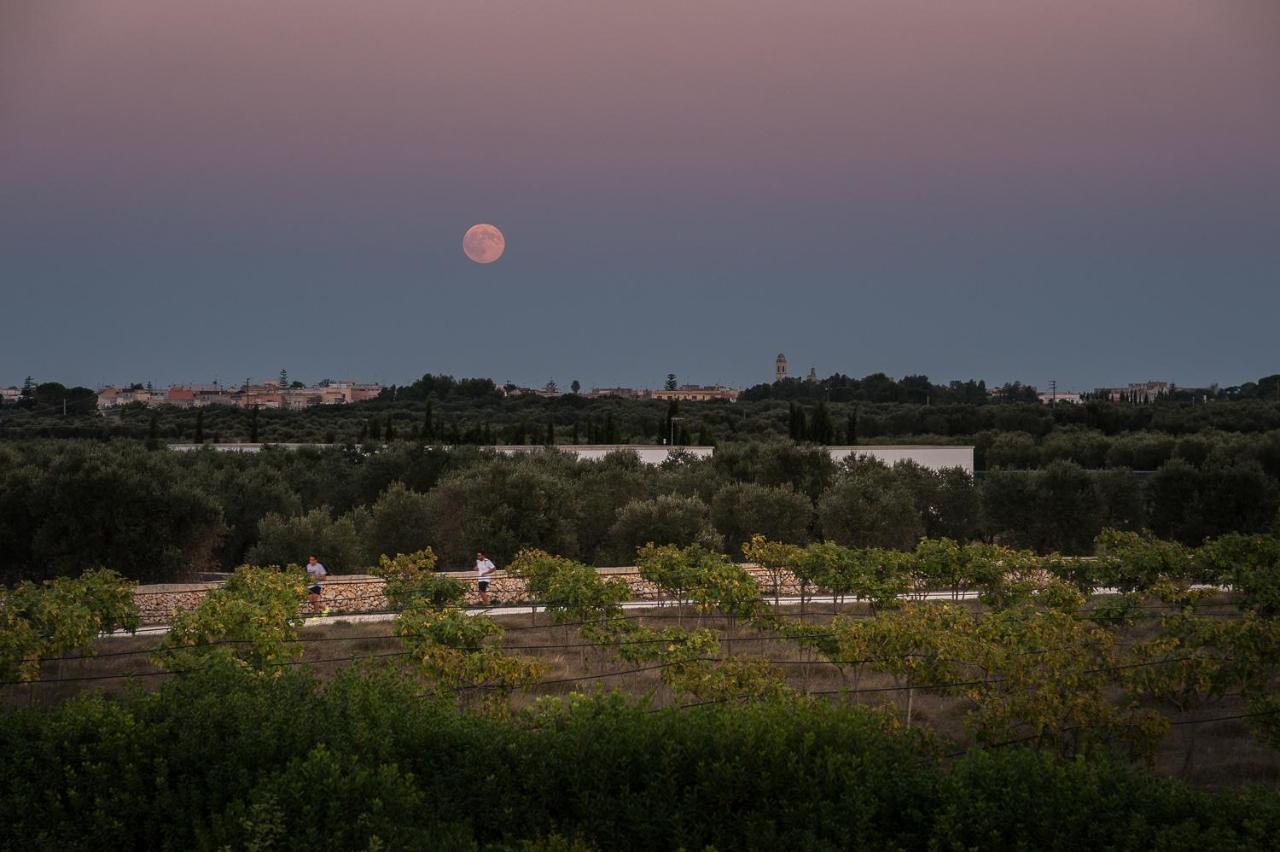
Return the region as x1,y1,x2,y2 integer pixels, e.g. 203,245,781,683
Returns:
305,555,328,615
475,551,496,606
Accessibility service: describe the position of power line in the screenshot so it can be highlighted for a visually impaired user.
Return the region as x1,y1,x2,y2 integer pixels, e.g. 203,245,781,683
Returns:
1,646,1232,690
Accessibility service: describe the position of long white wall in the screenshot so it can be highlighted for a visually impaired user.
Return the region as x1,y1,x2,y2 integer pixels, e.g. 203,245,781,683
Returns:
170,442,973,472
494,445,715,463
827,445,974,474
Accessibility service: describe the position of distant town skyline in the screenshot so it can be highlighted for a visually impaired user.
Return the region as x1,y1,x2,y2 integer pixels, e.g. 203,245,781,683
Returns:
2,2,1277,391
5,359,1275,398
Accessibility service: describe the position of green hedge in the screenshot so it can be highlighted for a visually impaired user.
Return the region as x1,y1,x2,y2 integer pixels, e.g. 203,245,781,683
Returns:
2,665,1277,850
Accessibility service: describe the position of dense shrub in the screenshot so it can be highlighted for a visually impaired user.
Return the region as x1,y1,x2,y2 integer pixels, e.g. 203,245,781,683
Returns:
817,461,923,549
364,481,435,560
607,495,722,561
426,453,582,567
3,669,1279,850
0,442,222,583
984,461,1141,554
3,432,1280,584
1149,460,1280,545
710,482,812,552
247,506,368,573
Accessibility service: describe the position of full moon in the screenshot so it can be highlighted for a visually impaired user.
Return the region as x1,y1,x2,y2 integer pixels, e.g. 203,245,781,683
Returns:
463,223,505,264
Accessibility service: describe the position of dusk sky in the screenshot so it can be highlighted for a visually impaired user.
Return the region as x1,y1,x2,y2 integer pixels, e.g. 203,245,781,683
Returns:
2,0,1278,391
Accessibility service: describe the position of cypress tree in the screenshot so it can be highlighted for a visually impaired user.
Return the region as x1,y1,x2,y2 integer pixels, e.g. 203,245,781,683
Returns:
545,418,555,446
788,403,808,441
193,409,205,444
423,401,434,441
384,417,396,442
810,401,833,444
847,408,858,444
248,406,260,443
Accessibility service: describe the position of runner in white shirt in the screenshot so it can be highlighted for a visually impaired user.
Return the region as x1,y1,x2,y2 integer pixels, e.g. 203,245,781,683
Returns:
475,551,496,606
305,555,328,615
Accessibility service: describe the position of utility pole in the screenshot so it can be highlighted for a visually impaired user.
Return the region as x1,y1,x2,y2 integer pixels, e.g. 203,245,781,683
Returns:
1049,379,1057,405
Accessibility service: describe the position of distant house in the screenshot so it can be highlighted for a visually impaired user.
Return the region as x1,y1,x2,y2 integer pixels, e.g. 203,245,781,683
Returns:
0,387,21,404
97,386,154,407
651,385,740,403
166,386,198,408
1101,381,1170,403
196,387,238,406
1037,391,1083,405
94,379,380,410
242,392,283,410
319,386,350,405
588,387,650,400
502,384,560,398
282,390,323,410
303,381,382,404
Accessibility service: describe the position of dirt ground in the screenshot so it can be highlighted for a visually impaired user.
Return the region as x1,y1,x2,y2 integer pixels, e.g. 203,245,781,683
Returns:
5,598,1276,789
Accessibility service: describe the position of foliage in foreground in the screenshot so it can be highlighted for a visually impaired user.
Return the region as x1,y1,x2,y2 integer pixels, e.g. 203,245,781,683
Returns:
2,667,1279,852
0,569,138,682
152,564,306,673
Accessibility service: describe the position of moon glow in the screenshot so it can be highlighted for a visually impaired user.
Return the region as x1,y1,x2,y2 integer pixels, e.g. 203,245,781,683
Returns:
463,223,506,264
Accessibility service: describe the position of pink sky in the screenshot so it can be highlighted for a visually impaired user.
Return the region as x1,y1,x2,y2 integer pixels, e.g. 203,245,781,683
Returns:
5,1,1276,186
1,1,1278,388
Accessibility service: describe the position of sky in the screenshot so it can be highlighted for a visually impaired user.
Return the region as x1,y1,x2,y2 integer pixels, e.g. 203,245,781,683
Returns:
2,0,1278,392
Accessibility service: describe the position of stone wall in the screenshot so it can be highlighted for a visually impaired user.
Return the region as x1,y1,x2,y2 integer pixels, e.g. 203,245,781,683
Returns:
132,564,802,626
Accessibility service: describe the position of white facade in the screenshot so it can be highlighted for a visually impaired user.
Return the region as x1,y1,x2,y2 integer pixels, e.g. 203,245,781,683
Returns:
827,445,974,474
494,445,715,464
167,442,971,471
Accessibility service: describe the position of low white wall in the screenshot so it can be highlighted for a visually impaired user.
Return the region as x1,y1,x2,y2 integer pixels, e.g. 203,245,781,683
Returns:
828,445,974,474
168,442,970,472
494,445,715,464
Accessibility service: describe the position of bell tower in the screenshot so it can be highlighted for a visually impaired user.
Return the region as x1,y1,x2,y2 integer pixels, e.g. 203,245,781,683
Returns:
775,353,788,383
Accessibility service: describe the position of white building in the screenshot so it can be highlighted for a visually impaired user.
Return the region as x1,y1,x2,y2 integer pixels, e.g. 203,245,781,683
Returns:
493,445,715,464
650,385,739,403
827,445,974,474
168,442,974,472
1038,391,1083,405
